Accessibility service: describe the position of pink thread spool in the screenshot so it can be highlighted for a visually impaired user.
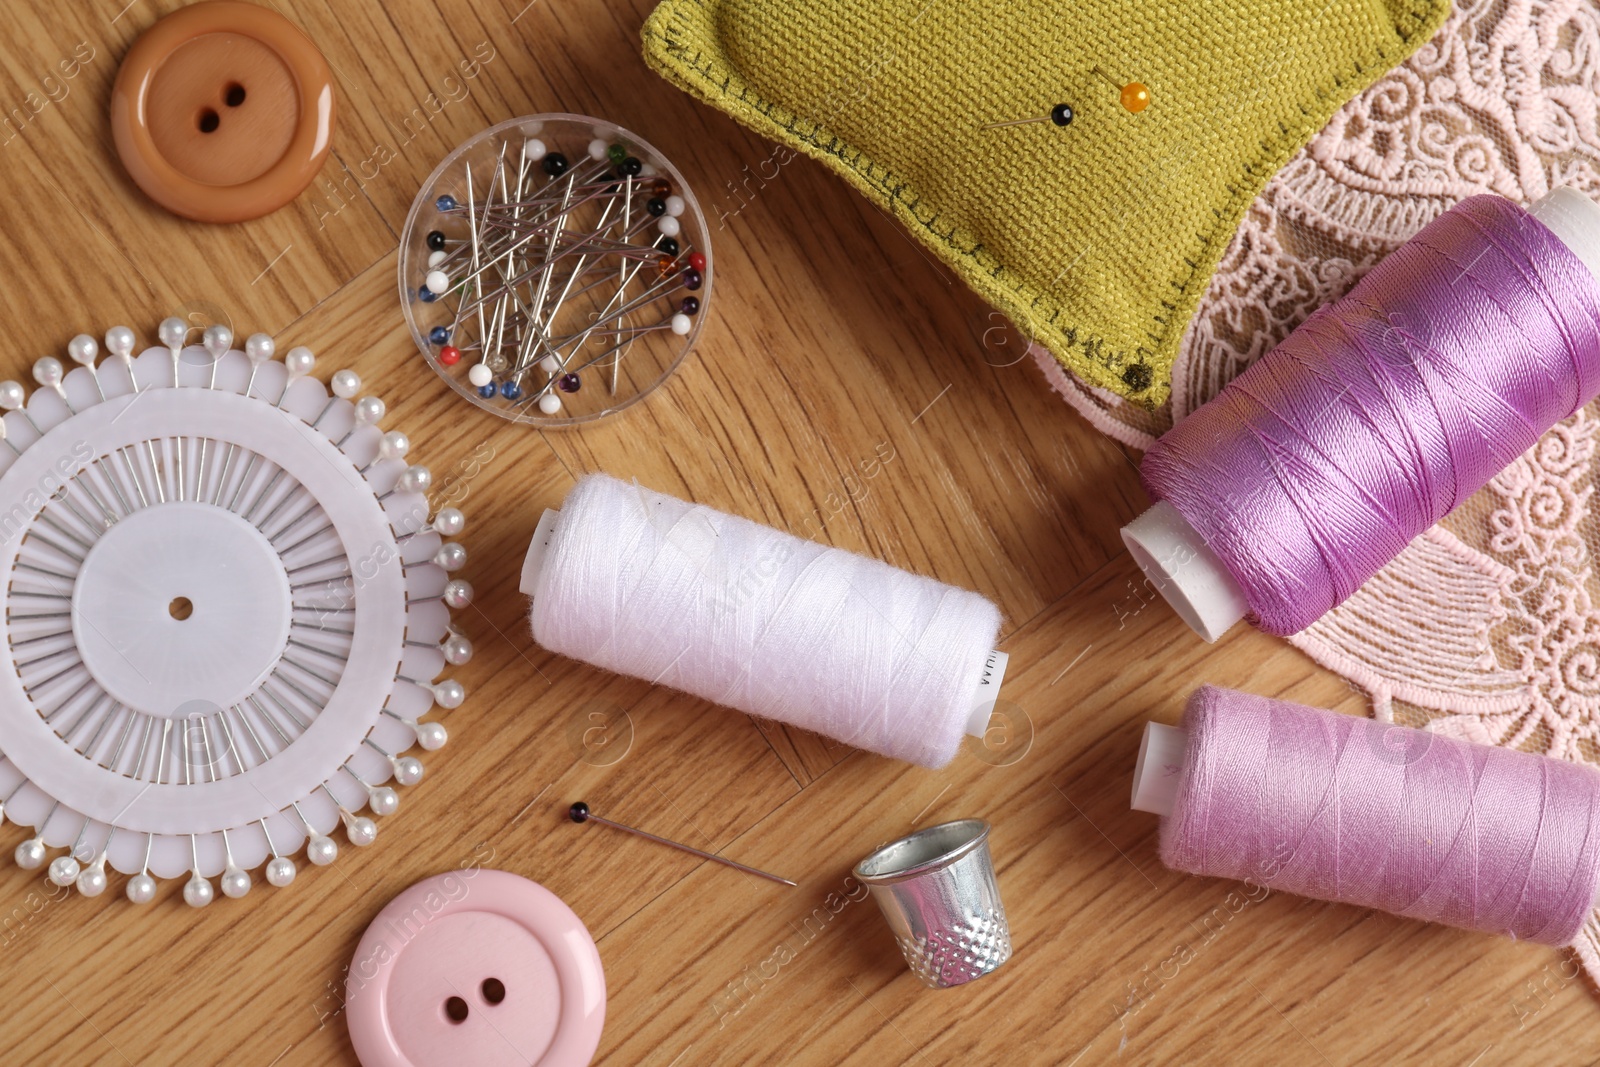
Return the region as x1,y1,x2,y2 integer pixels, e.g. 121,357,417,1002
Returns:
1123,188,1600,641
1131,686,1600,945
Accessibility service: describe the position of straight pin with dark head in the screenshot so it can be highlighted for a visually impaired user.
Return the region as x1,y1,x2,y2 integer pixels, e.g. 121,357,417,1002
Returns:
567,801,795,886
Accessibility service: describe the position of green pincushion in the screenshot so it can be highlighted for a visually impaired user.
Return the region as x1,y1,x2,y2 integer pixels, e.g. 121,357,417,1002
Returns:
643,0,1449,406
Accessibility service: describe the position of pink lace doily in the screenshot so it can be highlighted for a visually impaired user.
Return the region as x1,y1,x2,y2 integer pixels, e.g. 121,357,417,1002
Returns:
1037,0,1600,975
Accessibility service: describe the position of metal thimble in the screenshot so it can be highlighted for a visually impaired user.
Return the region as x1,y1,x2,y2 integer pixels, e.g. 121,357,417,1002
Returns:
853,819,1012,988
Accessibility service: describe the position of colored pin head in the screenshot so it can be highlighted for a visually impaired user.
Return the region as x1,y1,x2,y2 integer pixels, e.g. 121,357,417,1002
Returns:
982,68,1149,130
1094,67,1150,112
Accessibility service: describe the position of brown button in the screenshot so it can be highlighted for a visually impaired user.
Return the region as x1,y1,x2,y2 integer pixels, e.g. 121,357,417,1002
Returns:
111,1,335,223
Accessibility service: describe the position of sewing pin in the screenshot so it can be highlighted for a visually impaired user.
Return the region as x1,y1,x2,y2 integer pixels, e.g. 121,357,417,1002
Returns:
14,800,59,869
158,316,188,386
261,818,296,887
279,346,315,407
202,323,232,386
1092,66,1151,112
48,818,96,886
981,103,1074,130
76,829,112,897
613,172,634,395
105,325,141,392
0,380,42,435
312,369,361,429
126,834,158,904
363,737,425,786
67,334,107,401
292,801,340,866
32,357,77,414
342,764,401,817
567,801,796,886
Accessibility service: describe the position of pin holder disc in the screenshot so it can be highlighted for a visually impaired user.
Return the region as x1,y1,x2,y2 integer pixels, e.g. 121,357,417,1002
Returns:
0,329,472,905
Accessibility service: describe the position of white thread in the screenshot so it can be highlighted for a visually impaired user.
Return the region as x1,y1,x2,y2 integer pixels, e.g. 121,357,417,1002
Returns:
528,474,1001,768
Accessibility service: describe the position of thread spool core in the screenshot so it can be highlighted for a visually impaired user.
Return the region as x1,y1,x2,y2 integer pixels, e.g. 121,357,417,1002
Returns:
519,508,562,599
519,507,1006,739
1531,187,1600,285
966,650,1008,738
1130,721,1187,816
1120,501,1249,642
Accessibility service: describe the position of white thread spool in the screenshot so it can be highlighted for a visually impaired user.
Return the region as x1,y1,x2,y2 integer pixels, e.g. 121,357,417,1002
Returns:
520,474,1007,768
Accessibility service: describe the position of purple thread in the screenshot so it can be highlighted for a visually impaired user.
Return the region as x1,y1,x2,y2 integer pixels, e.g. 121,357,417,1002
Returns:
1160,687,1600,945
1141,195,1600,635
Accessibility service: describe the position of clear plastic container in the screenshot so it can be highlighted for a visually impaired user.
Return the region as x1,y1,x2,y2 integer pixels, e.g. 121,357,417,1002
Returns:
398,114,713,426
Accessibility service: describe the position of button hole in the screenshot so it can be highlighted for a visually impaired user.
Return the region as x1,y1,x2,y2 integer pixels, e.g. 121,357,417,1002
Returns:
444,996,469,1023
224,83,246,107
481,977,505,1004
198,108,220,134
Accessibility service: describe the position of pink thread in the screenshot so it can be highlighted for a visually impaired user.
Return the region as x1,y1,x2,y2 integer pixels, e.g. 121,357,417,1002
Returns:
1140,196,1600,635
1161,686,1600,945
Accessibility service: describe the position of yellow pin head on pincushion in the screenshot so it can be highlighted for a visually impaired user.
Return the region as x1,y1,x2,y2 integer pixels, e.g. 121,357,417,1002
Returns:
643,0,1448,406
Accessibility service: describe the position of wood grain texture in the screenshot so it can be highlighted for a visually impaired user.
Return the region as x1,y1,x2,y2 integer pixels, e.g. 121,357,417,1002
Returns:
0,1,1592,1065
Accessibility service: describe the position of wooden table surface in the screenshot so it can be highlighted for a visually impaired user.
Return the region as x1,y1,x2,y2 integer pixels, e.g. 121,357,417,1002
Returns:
0,1,1595,1064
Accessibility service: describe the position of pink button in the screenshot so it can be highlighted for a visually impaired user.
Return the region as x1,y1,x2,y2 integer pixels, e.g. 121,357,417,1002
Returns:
346,870,605,1067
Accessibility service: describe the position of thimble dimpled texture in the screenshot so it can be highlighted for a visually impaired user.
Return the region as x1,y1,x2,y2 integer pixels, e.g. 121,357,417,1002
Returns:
895,907,1012,987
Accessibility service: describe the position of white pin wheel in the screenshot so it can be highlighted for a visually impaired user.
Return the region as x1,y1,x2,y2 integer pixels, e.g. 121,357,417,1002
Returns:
0,317,471,907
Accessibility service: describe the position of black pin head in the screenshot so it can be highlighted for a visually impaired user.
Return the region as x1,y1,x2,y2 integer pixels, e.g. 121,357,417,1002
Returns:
568,801,591,823
1050,104,1074,127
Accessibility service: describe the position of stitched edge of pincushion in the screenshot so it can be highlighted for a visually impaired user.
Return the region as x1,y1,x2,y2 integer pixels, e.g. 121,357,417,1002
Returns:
641,0,1449,409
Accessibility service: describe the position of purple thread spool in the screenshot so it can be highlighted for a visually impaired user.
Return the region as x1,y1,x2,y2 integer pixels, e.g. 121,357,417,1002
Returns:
1124,188,1600,640
1131,686,1600,945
